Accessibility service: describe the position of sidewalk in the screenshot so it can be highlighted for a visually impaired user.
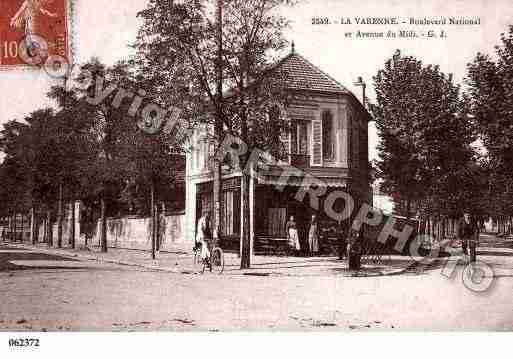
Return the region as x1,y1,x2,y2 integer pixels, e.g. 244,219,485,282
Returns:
4,240,416,277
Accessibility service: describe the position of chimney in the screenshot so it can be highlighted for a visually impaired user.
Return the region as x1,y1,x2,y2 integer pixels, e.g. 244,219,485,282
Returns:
353,76,366,108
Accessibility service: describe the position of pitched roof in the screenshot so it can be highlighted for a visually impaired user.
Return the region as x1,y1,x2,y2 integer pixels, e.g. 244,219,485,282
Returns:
273,51,350,94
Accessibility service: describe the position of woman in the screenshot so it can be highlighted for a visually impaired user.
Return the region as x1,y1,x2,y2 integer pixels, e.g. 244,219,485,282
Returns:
308,215,319,255
286,215,300,254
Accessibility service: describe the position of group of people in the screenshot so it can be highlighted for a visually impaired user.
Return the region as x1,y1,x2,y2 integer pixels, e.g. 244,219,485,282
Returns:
285,214,321,256
285,211,481,261
196,210,480,262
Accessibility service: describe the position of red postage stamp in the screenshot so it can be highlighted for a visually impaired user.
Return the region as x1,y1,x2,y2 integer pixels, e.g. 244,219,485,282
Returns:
0,0,70,68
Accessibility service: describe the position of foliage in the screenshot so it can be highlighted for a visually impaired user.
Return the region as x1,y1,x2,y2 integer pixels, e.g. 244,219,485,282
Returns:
466,25,513,222
372,50,478,219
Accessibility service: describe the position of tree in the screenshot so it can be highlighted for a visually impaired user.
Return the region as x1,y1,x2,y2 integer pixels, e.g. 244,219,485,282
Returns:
66,59,135,252
466,27,513,231
372,50,478,224
135,0,293,268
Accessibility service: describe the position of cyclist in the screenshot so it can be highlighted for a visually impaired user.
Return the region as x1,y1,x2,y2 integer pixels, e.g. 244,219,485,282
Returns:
458,212,478,263
195,211,212,267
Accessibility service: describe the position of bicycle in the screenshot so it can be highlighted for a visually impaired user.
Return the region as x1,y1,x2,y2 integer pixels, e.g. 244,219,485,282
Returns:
193,239,225,274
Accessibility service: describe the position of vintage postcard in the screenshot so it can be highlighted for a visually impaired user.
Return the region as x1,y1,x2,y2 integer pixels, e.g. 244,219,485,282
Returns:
0,0,512,357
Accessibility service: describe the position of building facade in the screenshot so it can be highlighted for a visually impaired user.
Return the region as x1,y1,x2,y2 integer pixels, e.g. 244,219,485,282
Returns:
185,49,372,254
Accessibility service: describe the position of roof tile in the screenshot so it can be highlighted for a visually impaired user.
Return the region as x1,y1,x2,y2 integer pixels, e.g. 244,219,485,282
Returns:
274,52,350,94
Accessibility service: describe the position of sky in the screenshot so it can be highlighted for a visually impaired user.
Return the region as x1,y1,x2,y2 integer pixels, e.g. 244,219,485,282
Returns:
1,0,513,161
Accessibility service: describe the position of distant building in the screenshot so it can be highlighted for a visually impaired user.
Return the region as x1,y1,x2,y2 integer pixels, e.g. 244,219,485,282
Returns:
372,183,394,215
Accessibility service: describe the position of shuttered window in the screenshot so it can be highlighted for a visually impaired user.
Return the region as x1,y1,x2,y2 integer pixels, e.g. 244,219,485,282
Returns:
290,120,309,155
290,121,298,154
312,118,323,166
322,110,334,160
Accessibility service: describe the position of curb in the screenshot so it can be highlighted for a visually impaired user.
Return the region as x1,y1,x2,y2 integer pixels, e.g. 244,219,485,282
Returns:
3,242,411,278
5,242,182,274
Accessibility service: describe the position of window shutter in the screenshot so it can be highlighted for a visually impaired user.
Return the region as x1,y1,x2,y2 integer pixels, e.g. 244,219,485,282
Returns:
311,118,323,166
279,122,291,164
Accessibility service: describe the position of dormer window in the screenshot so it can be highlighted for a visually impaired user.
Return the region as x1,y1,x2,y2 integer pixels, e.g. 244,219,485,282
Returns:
322,110,334,160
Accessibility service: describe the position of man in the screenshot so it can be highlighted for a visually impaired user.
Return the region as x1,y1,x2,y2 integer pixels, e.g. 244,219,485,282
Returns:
458,212,478,263
196,211,212,264
347,218,363,270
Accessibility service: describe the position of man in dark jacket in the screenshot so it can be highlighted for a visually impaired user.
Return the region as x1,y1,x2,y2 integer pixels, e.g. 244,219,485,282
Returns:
458,212,478,262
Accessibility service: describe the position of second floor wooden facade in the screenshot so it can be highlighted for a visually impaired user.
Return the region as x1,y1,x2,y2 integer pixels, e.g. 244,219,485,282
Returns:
187,50,371,183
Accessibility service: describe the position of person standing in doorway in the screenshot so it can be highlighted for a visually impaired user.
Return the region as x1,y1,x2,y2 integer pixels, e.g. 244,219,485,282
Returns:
458,212,478,263
347,219,363,270
308,214,319,256
286,215,300,255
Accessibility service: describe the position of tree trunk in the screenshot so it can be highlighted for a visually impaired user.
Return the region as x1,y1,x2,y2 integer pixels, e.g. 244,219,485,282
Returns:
46,210,53,246
212,0,223,245
150,181,156,260
70,200,76,249
42,212,47,244
13,211,17,242
240,171,251,269
33,209,40,245
57,183,63,248
20,212,24,242
100,197,107,252
30,206,36,245
156,203,161,252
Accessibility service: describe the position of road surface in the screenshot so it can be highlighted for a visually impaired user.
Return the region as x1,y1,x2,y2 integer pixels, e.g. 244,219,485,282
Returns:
1,234,512,331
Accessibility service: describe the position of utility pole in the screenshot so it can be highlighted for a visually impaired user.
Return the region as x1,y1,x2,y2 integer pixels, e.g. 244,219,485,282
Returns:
57,182,63,248
353,76,367,108
65,72,76,249
151,180,156,260
212,0,223,245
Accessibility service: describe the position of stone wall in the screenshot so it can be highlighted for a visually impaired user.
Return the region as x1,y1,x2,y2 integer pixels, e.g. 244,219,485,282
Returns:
88,213,187,250
32,203,187,251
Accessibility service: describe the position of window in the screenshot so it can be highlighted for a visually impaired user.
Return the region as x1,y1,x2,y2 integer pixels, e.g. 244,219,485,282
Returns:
222,191,234,236
221,190,240,236
268,208,286,237
290,120,310,155
298,122,308,155
322,110,334,160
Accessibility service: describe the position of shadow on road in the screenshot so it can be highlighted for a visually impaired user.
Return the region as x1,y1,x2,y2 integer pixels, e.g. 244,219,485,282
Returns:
0,245,83,272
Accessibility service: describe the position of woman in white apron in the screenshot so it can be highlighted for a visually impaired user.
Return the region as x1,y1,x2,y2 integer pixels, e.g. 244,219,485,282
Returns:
286,216,300,253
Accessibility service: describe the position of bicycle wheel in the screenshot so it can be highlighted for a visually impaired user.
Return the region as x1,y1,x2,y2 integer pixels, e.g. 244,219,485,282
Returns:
201,257,208,274
211,247,224,274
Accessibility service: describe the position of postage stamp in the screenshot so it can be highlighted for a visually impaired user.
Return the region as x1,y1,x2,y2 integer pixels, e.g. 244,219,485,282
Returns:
0,0,70,68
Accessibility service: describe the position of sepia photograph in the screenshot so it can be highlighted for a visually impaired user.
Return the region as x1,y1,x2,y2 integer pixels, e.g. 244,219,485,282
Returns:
1,0,513,356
